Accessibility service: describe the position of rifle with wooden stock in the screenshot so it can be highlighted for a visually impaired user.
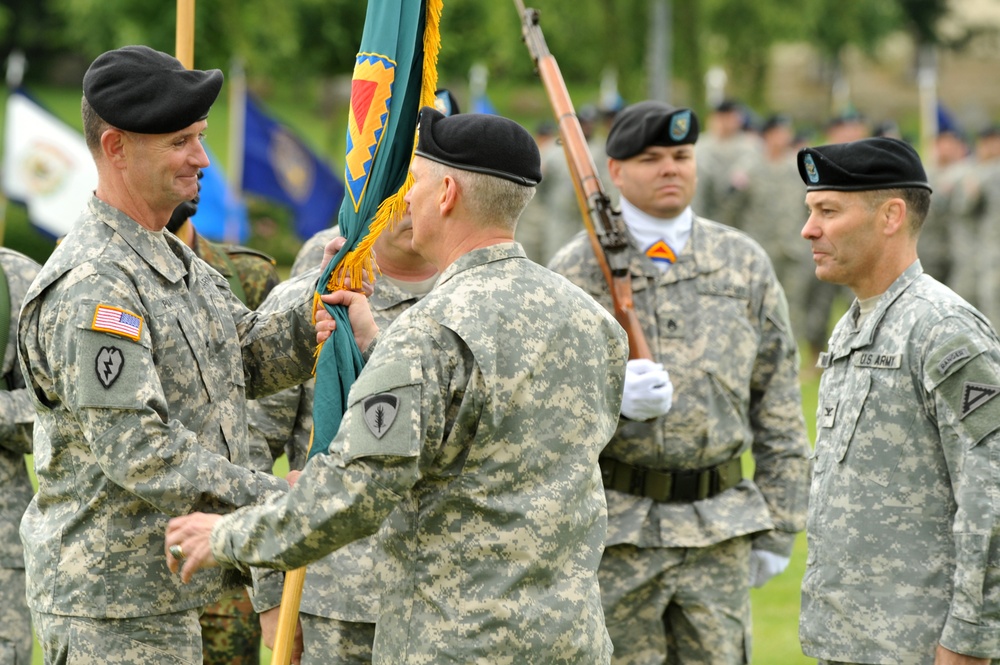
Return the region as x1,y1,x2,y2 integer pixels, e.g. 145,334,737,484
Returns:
514,0,651,361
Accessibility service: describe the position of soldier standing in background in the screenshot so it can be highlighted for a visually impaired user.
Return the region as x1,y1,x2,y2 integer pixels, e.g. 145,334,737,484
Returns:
919,125,971,286
549,100,810,665
692,99,760,228
798,135,1000,665
0,248,41,665
728,113,813,342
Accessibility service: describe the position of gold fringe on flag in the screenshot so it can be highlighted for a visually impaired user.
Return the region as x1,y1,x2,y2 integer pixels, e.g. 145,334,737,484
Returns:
324,0,444,296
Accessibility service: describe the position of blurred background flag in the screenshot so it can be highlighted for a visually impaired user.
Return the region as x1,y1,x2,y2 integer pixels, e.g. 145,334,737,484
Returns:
1,88,97,238
240,92,345,240
310,0,443,457
190,148,251,243
469,62,497,115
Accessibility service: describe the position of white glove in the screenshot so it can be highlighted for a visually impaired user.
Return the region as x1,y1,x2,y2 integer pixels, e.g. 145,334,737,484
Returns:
620,358,673,421
749,550,790,588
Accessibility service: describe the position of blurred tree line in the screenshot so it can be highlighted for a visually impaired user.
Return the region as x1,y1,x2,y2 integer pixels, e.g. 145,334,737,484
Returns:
0,0,976,118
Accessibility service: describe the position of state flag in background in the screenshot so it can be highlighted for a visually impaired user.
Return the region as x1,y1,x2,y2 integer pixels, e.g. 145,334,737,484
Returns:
1,88,97,238
241,94,345,241
187,145,251,243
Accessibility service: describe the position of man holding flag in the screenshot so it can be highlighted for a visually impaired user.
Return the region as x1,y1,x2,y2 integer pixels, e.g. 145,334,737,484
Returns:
167,108,628,664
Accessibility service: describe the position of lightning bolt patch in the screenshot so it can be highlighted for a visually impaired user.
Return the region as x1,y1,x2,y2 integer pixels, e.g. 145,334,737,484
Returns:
95,346,124,389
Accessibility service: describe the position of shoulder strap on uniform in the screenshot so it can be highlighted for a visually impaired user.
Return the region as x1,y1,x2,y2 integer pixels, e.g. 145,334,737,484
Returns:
0,260,10,390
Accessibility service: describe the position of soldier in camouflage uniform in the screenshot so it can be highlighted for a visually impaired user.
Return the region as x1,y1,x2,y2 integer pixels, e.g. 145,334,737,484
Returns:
247,215,438,664
16,46,352,663
691,99,761,229
168,197,281,664
798,137,1000,664
549,101,810,665
167,108,628,664
726,114,813,342
0,248,40,665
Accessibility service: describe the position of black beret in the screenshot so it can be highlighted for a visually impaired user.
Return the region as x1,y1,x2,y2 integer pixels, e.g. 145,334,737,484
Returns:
83,45,223,134
797,137,931,193
415,108,541,186
605,101,699,160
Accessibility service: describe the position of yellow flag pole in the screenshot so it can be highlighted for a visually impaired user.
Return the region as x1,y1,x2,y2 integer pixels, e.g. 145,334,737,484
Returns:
175,0,196,70
272,567,307,664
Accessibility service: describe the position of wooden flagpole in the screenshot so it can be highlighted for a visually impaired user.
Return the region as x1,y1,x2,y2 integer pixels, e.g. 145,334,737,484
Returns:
175,0,195,70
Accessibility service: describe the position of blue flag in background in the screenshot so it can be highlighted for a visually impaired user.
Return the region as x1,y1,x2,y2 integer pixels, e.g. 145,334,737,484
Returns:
241,94,345,240
190,147,250,243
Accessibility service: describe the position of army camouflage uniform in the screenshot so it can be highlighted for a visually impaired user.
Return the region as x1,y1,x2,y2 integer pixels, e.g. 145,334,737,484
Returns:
549,216,810,665
918,158,970,285
17,197,320,662
249,225,437,664
948,159,998,309
190,231,281,665
0,249,40,665
692,132,760,228
801,261,1000,665
212,243,628,664
727,152,814,342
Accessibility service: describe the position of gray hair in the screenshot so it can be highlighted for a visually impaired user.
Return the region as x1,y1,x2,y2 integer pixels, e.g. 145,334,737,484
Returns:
427,160,536,231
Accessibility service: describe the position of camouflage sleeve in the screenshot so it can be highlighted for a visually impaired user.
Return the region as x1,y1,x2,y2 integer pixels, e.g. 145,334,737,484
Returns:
210,318,451,572
0,252,39,451
0,388,34,454
234,270,319,399
748,266,811,556
40,271,287,515
923,322,1000,656
247,386,306,466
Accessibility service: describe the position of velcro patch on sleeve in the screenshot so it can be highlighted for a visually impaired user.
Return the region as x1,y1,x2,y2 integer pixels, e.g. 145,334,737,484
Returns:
91,304,143,341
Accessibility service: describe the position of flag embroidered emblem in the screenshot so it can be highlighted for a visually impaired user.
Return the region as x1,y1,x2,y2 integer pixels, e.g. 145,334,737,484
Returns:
344,53,397,213
92,305,143,341
645,240,677,264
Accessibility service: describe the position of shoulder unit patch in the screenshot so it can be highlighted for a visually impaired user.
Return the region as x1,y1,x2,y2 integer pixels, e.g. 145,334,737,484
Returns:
363,393,399,439
961,382,1000,419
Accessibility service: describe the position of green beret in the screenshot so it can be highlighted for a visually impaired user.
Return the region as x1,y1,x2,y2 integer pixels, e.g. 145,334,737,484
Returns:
415,108,541,186
797,137,932,193
83,45,223,134
605,101,699,159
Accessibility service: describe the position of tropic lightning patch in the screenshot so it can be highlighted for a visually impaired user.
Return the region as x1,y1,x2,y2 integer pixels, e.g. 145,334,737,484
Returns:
961,382,1000,419
95,346,124,388
363,393,399,439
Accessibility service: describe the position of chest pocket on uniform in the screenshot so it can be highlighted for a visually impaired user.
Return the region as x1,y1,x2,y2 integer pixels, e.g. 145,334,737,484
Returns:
841,370,915,487
148,295,215,404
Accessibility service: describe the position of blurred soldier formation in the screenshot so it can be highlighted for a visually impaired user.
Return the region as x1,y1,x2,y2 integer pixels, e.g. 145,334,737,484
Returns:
6,37,1000,665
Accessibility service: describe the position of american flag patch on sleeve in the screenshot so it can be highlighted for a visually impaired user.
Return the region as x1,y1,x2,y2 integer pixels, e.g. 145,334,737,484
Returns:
92,304,143,341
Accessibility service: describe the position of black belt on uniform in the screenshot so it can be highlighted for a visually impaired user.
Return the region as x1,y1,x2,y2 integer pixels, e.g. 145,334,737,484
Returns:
599,457,743,503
